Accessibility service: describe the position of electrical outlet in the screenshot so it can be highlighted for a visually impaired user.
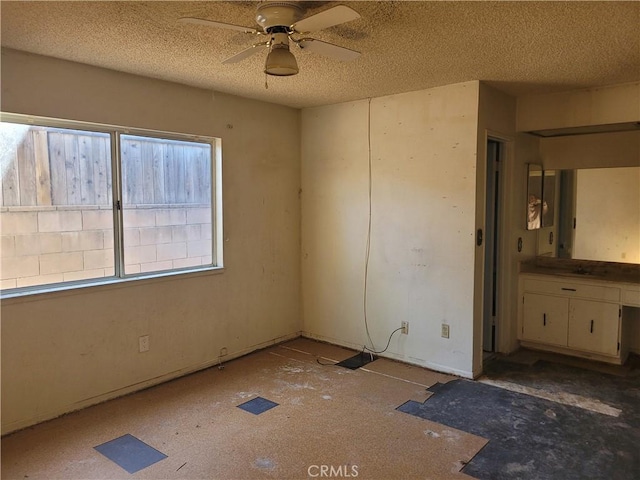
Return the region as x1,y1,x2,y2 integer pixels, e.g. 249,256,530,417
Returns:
139,335,150,353
441,324,450,339
401,321,409,335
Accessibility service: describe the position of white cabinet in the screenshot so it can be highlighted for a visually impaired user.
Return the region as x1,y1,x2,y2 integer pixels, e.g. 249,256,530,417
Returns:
568,299,620,356
522,293,568,347
518,274,624,363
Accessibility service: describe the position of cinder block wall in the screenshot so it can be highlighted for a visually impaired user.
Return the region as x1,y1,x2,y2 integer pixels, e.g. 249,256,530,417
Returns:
0,204,212,288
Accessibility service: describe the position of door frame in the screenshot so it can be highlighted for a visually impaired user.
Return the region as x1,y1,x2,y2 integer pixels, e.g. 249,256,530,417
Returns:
479,131,515,372
483,139,501,354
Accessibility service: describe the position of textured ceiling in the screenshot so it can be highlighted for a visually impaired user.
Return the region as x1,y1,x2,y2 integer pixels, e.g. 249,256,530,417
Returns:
1,1,639,108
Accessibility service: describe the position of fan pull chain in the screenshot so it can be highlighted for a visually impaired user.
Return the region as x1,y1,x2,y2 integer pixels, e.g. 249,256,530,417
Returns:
265,73,269,89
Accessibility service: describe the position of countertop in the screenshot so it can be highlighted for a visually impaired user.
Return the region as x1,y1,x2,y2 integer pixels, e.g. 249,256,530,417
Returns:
520,258,640,286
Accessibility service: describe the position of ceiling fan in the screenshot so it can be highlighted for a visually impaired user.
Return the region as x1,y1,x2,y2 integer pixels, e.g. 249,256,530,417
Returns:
178,1,361,77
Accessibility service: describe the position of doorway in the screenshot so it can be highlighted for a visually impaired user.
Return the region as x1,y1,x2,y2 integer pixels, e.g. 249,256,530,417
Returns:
483,139,502,354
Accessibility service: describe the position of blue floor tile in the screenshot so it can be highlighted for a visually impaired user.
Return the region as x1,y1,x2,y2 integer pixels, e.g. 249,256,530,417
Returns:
94,433,167,474
237,396,279,415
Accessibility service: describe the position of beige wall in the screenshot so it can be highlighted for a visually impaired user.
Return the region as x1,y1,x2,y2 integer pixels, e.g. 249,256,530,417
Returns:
516,82,640,132
0,49,301,433
301,82,480,378
539,131,640,170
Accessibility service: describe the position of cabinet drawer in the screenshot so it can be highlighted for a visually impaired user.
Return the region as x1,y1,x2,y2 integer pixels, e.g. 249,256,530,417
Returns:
523,278,620,302
622,288,640,307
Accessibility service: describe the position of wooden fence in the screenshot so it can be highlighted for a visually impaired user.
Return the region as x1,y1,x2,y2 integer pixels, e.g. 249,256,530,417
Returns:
1,128,212,207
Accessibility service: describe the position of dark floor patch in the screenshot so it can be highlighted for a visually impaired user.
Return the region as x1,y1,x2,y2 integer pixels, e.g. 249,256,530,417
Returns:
483,356,640,406
397,379,640,480
94,434,167,474
335,352,378,370
237,396,279,415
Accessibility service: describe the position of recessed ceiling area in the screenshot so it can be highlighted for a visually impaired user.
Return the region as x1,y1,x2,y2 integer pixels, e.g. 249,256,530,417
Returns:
1,1,639,108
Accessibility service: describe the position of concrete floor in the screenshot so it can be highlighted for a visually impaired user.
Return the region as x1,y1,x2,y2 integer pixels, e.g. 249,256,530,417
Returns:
1,338,485,479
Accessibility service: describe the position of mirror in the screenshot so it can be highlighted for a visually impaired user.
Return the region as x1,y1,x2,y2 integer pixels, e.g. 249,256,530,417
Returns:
542,170,556,228
550,166,640,264
526,164,544,230
527,165,555,230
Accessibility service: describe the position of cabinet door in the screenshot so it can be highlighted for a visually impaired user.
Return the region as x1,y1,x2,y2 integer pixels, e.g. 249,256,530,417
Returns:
522,293,569,346
568,299,620,356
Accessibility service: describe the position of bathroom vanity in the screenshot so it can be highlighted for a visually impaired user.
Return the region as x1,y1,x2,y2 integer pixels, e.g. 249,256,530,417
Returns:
517,163,640,365
518,260,640,365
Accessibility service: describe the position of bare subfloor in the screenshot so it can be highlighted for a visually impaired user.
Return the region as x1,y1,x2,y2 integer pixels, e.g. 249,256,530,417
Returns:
1,338,485,479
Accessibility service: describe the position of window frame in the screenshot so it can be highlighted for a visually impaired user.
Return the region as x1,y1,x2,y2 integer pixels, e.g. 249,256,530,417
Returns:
0,113,223,299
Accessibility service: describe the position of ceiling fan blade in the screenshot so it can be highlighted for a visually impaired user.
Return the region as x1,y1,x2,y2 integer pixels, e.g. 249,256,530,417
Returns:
222,42,269,64
292,5,360,33
297,38,360,62
178,17,258,34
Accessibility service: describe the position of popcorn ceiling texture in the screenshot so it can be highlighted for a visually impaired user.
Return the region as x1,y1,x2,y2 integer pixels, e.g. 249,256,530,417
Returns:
1,1,639,108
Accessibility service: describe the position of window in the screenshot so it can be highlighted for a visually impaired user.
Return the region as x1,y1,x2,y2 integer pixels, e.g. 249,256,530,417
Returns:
120,134,213,275
0,115,221,295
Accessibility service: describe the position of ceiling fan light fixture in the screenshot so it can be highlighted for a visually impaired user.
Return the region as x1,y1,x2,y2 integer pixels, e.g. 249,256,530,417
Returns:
182,3,361,76
264,44,299,76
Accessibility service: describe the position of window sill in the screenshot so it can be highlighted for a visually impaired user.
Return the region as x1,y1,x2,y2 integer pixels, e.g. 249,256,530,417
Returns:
0,266,225,304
